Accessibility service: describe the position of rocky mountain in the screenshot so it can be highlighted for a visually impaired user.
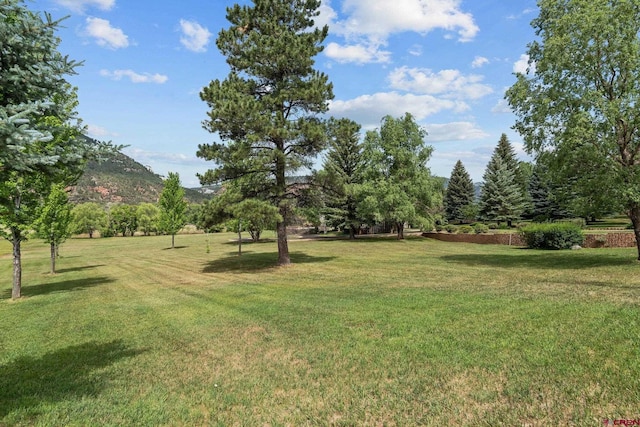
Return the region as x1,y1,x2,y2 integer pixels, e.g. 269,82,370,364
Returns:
69,150,209,205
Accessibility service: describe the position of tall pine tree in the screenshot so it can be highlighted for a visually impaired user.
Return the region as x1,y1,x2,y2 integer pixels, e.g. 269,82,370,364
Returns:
444,160,475,223
479,136,525,226
197,0,333,266
316,118,364,239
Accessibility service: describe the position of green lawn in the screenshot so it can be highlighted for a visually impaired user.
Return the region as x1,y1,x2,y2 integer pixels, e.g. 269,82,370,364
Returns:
1,233,639,426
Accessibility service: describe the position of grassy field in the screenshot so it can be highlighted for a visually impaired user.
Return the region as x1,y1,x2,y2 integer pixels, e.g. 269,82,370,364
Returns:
1,233,639,426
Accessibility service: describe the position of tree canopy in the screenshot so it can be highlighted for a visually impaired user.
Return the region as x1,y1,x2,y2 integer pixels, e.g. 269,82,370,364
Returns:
506,0,640,258
158,172,187,249
34,183,72,274
444,160,475,223
361,113,441,239
479,136,526,226
197,0,333,265
0,0,112,299
315,118,364,239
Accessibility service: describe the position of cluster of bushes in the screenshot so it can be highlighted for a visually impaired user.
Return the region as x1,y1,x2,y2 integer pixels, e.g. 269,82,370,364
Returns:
434,223,489,234
519,222,584,250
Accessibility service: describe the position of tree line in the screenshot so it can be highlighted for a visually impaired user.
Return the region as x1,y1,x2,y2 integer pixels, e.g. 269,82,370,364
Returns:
4,0,640,301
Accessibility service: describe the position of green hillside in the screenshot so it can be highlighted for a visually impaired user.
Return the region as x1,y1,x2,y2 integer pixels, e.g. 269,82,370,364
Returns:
69,150,208,205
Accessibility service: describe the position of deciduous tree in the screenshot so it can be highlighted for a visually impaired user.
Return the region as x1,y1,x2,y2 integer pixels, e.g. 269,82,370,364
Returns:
158,172,187,249
137,203,160,236
34,183,72,273
506,0,640,259
71,202,107,238
109,204,138,237
197,0,333,265
361,113,442,239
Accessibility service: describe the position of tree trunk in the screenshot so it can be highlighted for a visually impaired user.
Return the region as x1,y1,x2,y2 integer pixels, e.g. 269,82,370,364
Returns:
274,138,290,266
349,225,356,240
629,205,640,261
89,230,93,238
238,221,242,256
276,219,290,265
396,222,404,239
171,233,175,249
11,228,22,300
50,242,56,274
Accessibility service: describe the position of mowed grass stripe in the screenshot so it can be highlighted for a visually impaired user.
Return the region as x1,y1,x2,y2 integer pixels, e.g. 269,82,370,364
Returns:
1,233,639,425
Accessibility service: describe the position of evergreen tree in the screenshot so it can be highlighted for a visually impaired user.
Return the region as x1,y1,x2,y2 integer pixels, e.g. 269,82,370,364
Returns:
479,152,525,227
444,160,475,223
496,133,532,213
34,183,72,274
316,118,364,239
0,1,114,299
197,0,333,266
158,172,187,249
528,162,569,221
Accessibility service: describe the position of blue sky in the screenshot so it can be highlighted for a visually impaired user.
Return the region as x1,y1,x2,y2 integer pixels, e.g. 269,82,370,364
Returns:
30,0,538,187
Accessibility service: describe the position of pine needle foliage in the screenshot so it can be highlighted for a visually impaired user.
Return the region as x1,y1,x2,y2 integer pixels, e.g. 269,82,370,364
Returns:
444,160,475,223
198,0,333,265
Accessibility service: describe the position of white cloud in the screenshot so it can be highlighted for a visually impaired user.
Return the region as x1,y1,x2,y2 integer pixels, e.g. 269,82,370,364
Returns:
491,98,511,114
425,122,489,141
85,17,128,49
124,147,209,166
87,124,118,138
54,0,114,13
388,66,493,100
321,0,478,64
329,92,468,128
409,44,423,57
471,56,489,68
513,54,535,75
179,19,212,53
334,0,478,41
316,0,338,29
100,69,169,84
325,41,391,64
507,8,537,20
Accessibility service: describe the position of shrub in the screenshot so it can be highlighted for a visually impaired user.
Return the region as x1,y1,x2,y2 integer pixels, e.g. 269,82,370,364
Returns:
473,223,489,234
562,218,586,229
488,223,498,230
458,225,473,234
435,224,444,232
519,222,584,250
445,224,457,233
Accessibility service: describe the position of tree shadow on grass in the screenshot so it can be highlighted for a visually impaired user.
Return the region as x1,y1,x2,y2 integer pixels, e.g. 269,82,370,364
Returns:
55,264,105,274
440,251,634,270
161,246,188,250
1,277,115,299
0,340,144,420
202,251,336,273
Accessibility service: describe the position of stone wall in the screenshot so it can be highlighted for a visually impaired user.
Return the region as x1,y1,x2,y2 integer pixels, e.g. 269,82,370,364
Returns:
423,231,637,248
